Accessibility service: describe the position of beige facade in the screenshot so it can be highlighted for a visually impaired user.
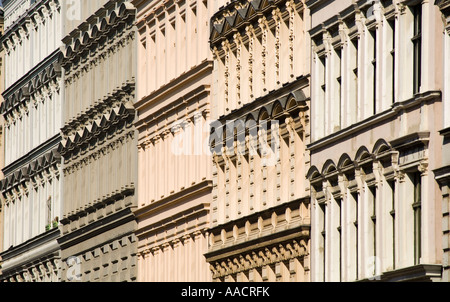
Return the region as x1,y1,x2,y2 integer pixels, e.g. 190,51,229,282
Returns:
435,0,450,282
1,0,450,284
57,1,138,282
307,0,444,282
206,0,312,282
132,0,225,282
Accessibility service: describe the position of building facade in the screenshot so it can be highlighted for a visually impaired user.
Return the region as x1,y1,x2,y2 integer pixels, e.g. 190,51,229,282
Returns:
0,7,5,276
0,0,450,284
132,0,225,282
435,0,450,283
0,0,64,282
205,0,312,282
57,0,138,282
307,0,444,282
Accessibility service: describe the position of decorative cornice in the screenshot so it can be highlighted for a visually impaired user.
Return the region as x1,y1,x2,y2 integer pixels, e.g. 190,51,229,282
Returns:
210,0,303,48
307,91,441,152
389,131,430,151
0,145,61,195
61,2,136,69
1,50,62,117
218,76,309,123
206,197,310,257
1,0,60,50
59,102,135,160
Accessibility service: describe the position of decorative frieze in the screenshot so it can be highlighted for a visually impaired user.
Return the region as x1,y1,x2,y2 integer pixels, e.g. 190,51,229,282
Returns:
206,198,310,282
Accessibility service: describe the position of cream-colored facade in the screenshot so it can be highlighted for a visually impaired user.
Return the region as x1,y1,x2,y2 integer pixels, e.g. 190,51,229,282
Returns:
435,0,450,282
206,0,312,282
1,0,450,284
307,0,444,282
132,0,225,282
57,0,138,282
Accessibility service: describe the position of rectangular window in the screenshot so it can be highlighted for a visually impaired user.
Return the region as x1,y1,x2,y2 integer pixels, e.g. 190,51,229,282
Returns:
350,38,359,124
388,19,396,104
336,48,342,129
412,4,422,94
370,29,377,114
320,202,326,281
369,186,377,263
388,180,396,269
320,56,327,93
336,198,342,281
351,192,359,279
412,172,422,265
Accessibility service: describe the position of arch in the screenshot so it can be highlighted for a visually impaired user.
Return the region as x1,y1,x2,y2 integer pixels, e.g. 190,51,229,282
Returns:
90,24,99,39
337,153,353,170
372,138,391,156
271,101,284,117
109,10,118,25
285,95,298,111
82,31,91,45
257,107,270,121
65,45,73,58
118,2,136,18
306,165,321,181
354,145,371,163
321,159,337,175
100,17,110,31
73,38,82,52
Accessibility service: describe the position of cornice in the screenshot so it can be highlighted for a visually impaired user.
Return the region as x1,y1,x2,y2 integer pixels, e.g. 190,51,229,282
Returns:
61,81,135,135
0,228,60,274
307,90,441,152
210,0,303,48
1,0,60,50
205,196,310,263
217,75,309,123
57,206,136,252
0,139,61,195
1,49,62,118
134,60,213,112
134,180,213,220
59,102,136,160
61,2,136,68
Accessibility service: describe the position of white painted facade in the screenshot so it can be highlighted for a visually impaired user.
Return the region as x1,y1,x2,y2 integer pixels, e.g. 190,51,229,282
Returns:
307,0,444,282
0,0,64,282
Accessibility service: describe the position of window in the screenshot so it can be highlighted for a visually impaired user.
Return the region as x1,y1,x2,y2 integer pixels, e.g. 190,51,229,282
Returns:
369,186,377,270
370,29,377,114
336,198,342,281
335,48,342,129
388,19,395,104
320,202,326,281
412,172,422,265
349,38,359,124
388,180,396,269
412,4,422,94
351,192,359,279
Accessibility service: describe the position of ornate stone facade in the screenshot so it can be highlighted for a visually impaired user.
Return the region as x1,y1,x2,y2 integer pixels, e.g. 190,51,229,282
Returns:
435,0,450,282
307,0,444,282
0,0,64,282
57,1,138,282
207,0,311,282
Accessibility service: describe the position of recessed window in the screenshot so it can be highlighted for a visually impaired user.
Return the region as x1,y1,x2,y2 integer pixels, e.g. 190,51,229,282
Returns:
412,4,422,94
